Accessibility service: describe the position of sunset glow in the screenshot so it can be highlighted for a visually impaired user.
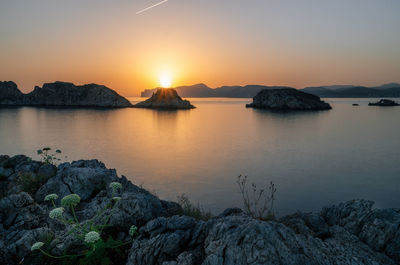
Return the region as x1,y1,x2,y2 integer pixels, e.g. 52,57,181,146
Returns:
159,72,172,88
0,1,399,96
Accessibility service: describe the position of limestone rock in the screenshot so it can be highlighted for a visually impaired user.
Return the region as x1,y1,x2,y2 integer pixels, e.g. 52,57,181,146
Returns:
246,88,331,111
368,99,399,106
25,81,132,107
134,88,195,109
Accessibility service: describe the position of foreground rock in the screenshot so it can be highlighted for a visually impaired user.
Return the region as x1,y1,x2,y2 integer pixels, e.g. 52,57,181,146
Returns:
134,88,195,109
246,88,332,111
0,81,132,107
368,99,399,106
1,154,399,265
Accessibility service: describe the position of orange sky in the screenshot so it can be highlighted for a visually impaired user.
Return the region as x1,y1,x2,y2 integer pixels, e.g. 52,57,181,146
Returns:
1,1,399,96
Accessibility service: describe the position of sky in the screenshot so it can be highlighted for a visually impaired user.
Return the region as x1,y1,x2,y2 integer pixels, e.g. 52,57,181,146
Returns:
1,0,400,96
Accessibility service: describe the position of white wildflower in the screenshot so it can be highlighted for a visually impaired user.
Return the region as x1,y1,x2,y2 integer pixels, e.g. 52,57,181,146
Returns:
109,182,122,191
84,231,101,244
31,242,44,251
44,194,58,201
49,207,64,219
129,225,137,236
61,194,81,207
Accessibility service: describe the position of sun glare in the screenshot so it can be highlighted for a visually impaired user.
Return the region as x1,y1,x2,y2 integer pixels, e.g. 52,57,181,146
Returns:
159,73,172,88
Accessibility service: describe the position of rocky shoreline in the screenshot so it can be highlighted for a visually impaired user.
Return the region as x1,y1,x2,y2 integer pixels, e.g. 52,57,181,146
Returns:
1,154,399,265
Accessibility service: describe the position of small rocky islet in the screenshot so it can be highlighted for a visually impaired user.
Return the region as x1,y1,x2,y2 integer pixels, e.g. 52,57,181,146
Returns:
134,88,195,109
368,99,399,106
0,81,132,108
1,154,400,265
246,88,332,111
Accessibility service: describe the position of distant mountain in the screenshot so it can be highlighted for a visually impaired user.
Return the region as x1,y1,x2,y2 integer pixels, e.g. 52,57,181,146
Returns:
141,83,400,98
141,84,292,98
301,84,400,98
373,83,400,90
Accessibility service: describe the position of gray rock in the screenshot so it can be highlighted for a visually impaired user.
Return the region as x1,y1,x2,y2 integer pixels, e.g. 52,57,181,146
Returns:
7,155,30,168
134,88,195,109
127,216,201,265
35,159,119,202
0,166,13,178
108,191,171,229
201,215,393,265
246,88,332,111
37,164,57,179
321,200,400,263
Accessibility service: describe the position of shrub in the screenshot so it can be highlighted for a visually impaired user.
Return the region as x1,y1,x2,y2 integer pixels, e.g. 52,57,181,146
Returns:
237,175,277,221
177,193,213,221
31,184,138,265
37,147,62,165
18,172,47,195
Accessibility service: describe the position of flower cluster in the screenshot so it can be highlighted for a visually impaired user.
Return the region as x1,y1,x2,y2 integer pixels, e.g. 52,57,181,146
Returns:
84,231,101,244
129,225,137,236
61,194,81,207
49,207,64,219
109,182,122,191
44,194,59,201
31,242,44,251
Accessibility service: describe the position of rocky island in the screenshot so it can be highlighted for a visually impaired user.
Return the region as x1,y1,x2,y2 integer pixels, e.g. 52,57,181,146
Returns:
0,81,132,108
1,154,400,265
368,99,399,106
246,88,332,111
134,88,195,109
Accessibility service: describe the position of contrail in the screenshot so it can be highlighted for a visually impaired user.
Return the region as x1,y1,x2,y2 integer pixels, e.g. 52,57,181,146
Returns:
136,0,169,14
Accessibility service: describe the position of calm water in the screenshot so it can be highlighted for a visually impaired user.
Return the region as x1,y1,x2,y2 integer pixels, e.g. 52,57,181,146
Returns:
0,98,399,215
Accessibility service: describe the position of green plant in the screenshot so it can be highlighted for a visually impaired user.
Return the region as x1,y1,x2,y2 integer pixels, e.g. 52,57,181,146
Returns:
31,182,137,265
37,147,62,165
19,171,47,195
237,175,277,221
177,193,213,221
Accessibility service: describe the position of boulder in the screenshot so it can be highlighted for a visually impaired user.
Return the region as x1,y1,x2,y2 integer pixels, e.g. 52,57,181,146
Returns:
246,88,331,111
134,88,195,109
368,99,399,106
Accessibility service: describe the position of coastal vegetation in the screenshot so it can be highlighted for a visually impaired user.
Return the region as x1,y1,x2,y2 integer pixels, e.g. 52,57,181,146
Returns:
237,175,277,221
177,193,213,221
31,182,137,265
37,147,62,165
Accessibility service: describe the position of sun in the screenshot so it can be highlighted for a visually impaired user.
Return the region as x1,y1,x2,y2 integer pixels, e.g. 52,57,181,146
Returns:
159,73,172,88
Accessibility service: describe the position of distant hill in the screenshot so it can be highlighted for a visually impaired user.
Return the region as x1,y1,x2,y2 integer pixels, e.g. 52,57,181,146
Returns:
141,83,400,98
141,84,292,98
301,83,400,98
